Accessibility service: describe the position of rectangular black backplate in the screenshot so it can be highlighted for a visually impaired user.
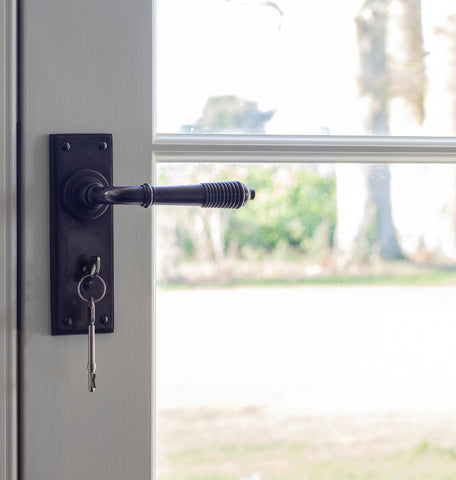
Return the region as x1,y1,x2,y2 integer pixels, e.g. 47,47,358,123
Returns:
50,134,114,335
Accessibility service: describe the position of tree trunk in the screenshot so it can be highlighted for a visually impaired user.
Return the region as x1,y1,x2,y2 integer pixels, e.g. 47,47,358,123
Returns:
336,0,426,263
367,164,403,259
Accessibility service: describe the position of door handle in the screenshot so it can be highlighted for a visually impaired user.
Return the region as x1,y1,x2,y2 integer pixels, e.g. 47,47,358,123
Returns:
85,181,254,208
49,134,255,336
63,170,254,220
85,181,255,208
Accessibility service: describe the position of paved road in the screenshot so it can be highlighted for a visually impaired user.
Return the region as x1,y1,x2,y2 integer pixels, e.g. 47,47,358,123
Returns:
156,285,456,415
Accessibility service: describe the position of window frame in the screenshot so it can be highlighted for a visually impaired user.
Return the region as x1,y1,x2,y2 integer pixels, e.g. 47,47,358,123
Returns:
0,1,17,479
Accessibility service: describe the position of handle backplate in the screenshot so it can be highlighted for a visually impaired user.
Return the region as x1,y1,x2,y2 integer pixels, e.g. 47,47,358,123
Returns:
50,133,114,335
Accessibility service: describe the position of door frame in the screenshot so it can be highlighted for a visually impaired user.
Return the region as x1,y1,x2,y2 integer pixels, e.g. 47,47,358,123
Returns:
0,0,18,479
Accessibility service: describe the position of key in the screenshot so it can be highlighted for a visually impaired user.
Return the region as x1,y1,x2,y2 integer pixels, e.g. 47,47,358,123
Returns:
78,259,106,392
88,297,96,392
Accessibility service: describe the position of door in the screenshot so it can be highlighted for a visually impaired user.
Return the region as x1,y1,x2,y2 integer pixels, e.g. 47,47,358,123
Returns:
20,1,153,479
17,1,456,479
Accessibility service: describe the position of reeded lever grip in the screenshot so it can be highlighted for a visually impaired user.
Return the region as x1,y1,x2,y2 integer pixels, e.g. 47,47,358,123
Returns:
63,169,255,220
86,181,255,209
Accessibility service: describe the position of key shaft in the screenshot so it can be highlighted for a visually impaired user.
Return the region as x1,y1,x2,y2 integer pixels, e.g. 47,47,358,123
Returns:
88,298,96,392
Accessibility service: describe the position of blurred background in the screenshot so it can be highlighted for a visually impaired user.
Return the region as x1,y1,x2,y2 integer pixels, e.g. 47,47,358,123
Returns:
156,1,456,479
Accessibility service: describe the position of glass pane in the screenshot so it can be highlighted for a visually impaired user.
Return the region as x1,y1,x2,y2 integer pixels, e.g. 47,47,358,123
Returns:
157,0,456,136
157,163,456,479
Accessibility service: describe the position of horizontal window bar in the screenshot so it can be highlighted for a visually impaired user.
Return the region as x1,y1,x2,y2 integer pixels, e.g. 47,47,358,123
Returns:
153,134,456,163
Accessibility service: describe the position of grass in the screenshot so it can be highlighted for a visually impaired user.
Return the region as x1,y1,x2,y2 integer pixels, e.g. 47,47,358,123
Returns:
159,441,456,480
159,264,456,290
305,443,456,480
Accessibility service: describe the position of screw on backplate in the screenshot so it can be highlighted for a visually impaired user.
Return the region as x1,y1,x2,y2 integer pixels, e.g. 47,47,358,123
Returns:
99,314,110,325
98,141,108,151
61,141,71,152
62,317,73,327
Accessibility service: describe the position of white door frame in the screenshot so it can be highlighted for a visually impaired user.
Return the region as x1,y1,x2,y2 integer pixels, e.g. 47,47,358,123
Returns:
20,1,153,478
0,1,17,479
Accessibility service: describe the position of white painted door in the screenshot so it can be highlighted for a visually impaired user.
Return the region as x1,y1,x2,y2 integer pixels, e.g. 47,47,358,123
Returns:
17,1,456,479
20,1,153,479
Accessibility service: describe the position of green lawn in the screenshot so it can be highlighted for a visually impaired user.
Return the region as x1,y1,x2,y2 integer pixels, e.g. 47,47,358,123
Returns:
159,441,456,480
160,264,456,289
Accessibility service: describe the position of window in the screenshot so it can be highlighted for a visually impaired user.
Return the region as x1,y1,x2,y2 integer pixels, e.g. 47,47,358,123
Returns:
154,2,456,479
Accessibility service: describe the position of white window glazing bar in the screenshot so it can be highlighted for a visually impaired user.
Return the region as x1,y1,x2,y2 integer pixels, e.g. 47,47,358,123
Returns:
152,134,456,163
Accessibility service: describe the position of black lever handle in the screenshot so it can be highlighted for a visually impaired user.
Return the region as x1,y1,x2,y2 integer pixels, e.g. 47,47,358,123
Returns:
86,181,255,209
63,169,255,220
